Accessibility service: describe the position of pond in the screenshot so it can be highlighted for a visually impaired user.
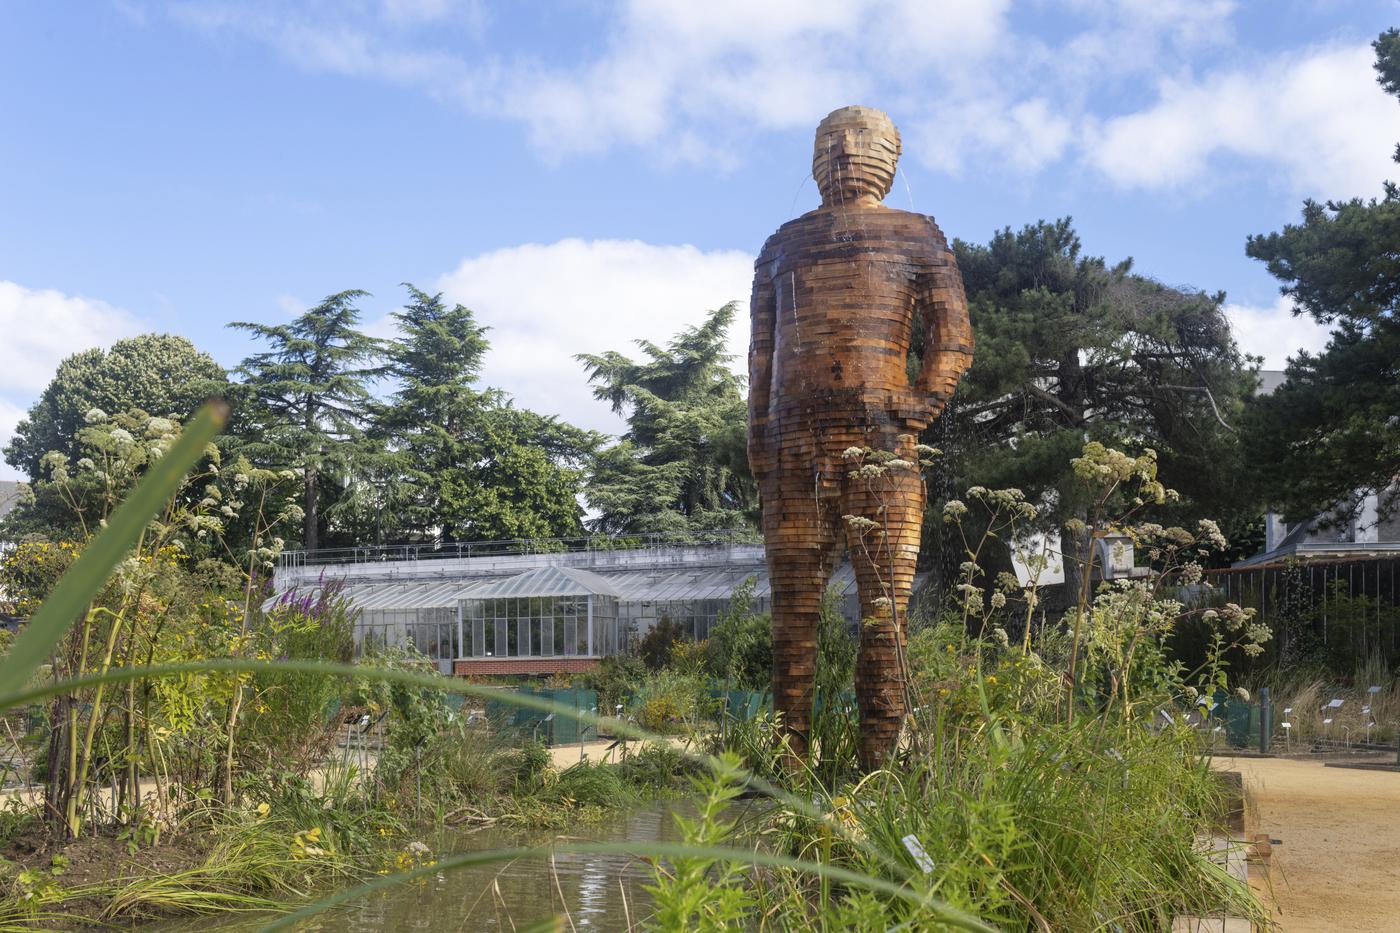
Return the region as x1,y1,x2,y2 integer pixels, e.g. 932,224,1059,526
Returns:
160,800,701,932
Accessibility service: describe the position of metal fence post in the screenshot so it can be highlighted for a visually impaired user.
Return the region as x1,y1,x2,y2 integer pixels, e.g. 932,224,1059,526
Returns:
1259,687,1271,755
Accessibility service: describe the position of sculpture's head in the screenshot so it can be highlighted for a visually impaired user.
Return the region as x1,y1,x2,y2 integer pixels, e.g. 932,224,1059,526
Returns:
812,105,900,206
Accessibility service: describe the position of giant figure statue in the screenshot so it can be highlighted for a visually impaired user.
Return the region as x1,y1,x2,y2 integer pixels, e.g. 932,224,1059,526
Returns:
748,105,973,769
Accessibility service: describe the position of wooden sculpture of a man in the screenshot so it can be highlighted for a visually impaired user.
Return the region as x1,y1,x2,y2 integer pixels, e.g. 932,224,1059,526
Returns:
748,105,973,769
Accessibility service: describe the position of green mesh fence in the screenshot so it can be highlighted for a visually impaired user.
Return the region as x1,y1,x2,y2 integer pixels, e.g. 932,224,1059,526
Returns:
486,687,599,746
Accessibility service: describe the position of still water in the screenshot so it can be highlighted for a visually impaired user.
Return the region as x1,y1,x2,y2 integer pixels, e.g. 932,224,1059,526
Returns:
163,801,695,932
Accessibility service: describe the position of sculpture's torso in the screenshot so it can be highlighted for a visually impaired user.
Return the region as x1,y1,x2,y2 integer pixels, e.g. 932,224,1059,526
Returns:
755,204,952,420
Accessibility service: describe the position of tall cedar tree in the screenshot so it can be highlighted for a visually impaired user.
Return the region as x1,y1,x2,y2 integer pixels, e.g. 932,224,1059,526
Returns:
230,291,385,553
940,219,1254,591
377,286,597,541
578,303,755,535
1242,28,1400,524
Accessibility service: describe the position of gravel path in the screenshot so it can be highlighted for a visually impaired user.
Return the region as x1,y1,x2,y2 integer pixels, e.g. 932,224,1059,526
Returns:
1214,754,1400,931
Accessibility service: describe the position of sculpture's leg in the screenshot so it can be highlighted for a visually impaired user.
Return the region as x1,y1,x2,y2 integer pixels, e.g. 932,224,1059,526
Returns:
844,431,925,770
763,473,838,768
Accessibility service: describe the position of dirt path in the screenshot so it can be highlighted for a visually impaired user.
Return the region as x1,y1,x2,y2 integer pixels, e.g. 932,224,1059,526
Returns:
546,736,689,769
1213,755,1400,932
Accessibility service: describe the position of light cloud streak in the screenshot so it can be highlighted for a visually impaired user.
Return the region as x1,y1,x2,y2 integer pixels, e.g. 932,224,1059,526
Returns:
164,0,1400,198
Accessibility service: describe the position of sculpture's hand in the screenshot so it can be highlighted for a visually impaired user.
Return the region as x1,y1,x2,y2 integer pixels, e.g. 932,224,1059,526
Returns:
889,385,948,423
916,366,966,410
916,265,973,413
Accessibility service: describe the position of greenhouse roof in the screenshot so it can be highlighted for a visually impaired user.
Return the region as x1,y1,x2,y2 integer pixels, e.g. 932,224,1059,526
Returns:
266,561,859,611
346,580,474,610
608,564,855,602
463,565,623,600
264,579,474,613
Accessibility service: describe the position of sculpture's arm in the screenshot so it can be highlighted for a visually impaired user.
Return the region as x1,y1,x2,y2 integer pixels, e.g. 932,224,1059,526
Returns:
915,246,974,410
748,256,777,473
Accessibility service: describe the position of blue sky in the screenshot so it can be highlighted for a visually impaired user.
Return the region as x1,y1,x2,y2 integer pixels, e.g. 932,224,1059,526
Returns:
2,0,1396,480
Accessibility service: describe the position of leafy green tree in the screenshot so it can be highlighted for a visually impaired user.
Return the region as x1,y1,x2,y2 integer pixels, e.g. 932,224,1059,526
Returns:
3,334,225,479
230,290,385,553
377,286,598,541
703,578,772,691
579,303,755,535
942,219,1254,590
1242,29,1400,525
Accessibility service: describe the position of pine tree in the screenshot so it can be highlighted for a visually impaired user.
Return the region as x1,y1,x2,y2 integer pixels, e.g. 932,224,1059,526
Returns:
578,303,755,535
230,290,385,553
378,286,597,541
1241,29,1400,525
942,219,1255,592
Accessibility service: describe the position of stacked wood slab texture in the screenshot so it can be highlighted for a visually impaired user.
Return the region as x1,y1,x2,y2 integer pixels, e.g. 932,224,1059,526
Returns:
749,105,973,770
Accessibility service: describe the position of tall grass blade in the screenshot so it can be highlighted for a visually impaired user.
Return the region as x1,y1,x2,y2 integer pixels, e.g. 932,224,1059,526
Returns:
0,400,227,695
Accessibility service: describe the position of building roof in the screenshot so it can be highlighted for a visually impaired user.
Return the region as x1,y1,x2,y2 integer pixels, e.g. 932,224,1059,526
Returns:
0,481,21,522
1254,369,1287,396
345,580,475,610
265,579,476,613
607,564,856,602
463,565,623,600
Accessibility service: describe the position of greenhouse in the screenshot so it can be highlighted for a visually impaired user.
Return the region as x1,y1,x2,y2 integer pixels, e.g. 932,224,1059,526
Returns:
267,541,863,677
460,566,622,662
336,580,468,673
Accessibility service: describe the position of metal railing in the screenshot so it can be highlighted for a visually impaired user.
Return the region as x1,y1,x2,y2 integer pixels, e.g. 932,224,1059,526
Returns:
277,528,764,570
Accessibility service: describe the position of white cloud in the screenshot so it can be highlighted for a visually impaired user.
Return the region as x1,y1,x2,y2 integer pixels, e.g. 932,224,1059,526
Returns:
0,281,146,478
917,96,1074,175
275,294,306,317
0,282,145,395
425,239,753,437
1088,43,1399,197
169,0,1394,199
1224,295,1333,369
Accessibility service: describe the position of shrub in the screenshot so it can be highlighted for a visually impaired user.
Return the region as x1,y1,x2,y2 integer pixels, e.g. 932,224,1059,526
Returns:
638,616,685,671
577,654,646,716
496,740,551,792
669,638,709,675
617,741,699,793
632,670,708,733
551,761,633,809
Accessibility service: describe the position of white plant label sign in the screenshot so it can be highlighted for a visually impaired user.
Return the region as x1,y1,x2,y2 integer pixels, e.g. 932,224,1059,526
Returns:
902,834,935,874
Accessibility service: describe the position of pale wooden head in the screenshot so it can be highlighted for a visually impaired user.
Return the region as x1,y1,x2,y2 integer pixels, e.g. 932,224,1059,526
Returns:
812,105,901,206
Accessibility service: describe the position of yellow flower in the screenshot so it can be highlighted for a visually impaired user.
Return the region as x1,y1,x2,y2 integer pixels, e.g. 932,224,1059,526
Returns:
986,675,998,685
938,688,951,697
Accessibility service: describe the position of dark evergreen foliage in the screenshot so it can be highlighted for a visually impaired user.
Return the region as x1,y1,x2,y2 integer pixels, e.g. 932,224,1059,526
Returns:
229,290,386,552
375,286,598,542
578,303,755,535
1242,29,1400,525
941,219,1255,581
